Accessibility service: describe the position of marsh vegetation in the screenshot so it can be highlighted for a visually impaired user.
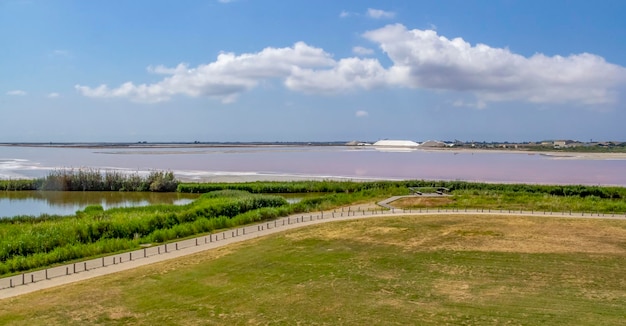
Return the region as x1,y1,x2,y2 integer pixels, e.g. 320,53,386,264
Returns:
1,179,625,276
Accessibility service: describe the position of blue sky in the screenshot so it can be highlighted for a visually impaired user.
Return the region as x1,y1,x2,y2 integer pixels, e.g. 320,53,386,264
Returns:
1,0,625,142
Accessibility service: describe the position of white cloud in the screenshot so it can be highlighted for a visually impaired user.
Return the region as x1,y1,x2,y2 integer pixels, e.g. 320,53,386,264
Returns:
367,8,395,19
6,90,26,96
363,24,626,105
286,57,388,94
352,46,374,56
339,10,351,18
47,92,60,98
76,24,626,108
356,110,369,117
76,42,335,103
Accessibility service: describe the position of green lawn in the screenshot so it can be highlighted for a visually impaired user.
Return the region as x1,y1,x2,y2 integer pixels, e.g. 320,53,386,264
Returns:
1,214,625,325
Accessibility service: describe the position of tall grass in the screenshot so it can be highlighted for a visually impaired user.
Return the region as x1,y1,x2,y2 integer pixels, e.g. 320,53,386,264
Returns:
0,191,289,275
38,169,179,192
0,179,39,191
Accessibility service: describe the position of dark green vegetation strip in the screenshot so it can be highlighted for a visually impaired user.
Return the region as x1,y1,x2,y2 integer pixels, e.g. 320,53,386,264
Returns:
178,180,626,199
1,215,624,325
0,169,178,192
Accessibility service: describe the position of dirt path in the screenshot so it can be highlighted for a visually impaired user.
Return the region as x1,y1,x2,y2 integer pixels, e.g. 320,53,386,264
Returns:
1,201,624,300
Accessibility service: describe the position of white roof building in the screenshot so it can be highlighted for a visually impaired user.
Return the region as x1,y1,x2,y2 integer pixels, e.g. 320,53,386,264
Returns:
373,140,420,148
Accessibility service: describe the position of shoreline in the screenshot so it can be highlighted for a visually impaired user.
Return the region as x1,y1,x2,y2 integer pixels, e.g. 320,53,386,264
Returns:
423,147,626,160
2,142,626,160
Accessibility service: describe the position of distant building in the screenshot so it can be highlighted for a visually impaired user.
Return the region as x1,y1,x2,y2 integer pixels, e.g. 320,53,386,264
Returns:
373,140,420,148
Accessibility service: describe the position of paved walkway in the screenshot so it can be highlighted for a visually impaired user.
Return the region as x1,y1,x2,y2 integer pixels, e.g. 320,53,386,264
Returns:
1,200,624,300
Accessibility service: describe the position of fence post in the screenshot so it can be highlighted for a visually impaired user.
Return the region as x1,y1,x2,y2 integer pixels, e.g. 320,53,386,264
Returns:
84,262,87,271
31,274,34,283
45,269,48,280
22,273,25,285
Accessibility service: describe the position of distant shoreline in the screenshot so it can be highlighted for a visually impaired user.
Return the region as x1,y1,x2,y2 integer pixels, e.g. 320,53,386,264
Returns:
2,142,625,160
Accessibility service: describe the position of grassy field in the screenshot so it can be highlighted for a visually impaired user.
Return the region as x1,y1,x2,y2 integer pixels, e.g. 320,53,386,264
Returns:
1,214,625,325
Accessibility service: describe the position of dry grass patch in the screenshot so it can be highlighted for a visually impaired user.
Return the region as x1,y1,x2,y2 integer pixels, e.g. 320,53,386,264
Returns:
285,214,626,254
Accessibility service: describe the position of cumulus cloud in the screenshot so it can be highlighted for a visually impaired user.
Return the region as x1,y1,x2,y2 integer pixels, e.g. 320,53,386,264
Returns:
76,24,626,108
356,110,369,117
352,46,374,56
47,92,60,98
363,24,626,105
367,8,395,19
286,57,388,94
76,42,335,103
6,90,27,96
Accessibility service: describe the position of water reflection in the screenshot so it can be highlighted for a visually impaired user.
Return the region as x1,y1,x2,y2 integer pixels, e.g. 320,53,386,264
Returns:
0,191,200,218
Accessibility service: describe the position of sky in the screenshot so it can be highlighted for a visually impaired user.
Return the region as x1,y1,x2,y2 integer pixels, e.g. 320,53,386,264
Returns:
1,0,626,143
